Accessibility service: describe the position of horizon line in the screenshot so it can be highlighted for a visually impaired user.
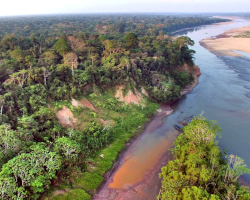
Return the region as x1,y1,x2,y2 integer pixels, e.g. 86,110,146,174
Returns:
0,11,249,18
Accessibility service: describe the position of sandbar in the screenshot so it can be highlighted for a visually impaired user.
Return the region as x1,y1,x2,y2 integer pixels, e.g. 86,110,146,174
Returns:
200,26,250,57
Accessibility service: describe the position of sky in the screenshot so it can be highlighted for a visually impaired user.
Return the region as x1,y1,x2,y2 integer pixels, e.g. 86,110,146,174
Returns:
0,0,249,16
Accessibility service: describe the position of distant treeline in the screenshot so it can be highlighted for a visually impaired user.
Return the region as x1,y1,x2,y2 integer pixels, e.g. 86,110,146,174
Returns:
0,14,229,38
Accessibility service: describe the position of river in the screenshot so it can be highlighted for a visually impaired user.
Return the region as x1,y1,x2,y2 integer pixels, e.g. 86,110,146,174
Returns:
94,18,250,200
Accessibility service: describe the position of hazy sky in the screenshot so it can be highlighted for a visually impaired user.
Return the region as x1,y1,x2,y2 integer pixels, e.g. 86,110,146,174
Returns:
0,0,249,16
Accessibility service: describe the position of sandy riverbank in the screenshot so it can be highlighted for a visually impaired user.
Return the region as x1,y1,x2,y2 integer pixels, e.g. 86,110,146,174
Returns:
200,25,250,57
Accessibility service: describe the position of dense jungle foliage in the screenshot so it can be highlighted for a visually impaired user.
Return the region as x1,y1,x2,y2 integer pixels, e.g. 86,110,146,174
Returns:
158,116,250,200
0,14,229,37
0,14,229,199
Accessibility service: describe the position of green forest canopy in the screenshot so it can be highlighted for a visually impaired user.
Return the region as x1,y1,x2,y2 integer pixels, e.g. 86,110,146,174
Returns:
0,14,230,199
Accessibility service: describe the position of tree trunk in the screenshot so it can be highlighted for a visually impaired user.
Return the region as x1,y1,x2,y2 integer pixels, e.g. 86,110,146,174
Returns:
71,65,74,77
44,74,47,86
0,105,3,116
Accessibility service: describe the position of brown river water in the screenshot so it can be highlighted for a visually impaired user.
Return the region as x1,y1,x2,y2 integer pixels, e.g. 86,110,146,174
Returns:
94,18,250,200
94,104,178,200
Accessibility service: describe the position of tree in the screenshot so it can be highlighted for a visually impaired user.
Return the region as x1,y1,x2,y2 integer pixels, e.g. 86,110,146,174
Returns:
98,35,108,42
41,67,50,86
25,56,35,69
25,84,47,112
175,36,195,48
224,155,250,186
4,69,28,88
0,124,22,167
43,51,58,65
55,137,81,165
54,64,72,83
17,116,38,140
53,38,70,57
103,39,118,55
0,95,4,116
89,53,99,66
0,144,61,199
158,116,250,200
119,56,131,73
182,116,222,144
64,52,78,77
125,32,138,48
182,186,219,200
10,49,25,62
0,176,21,200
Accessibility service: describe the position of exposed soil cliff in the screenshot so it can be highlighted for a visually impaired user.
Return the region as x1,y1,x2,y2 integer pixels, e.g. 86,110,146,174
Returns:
56,88,148,128
56,106,77,128
115,86,148,105
72,98,96,111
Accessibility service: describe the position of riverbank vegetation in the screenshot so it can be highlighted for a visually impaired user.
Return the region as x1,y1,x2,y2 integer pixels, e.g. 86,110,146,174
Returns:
234,31,250,38
158,116,250,200
0,14,228,199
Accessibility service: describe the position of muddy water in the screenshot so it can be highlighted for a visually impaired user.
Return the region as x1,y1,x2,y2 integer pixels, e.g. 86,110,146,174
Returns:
95,18,250,200
94,105,179,200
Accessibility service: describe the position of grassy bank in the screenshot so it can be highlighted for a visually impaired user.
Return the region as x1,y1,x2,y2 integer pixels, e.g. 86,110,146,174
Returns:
46,92,159,199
